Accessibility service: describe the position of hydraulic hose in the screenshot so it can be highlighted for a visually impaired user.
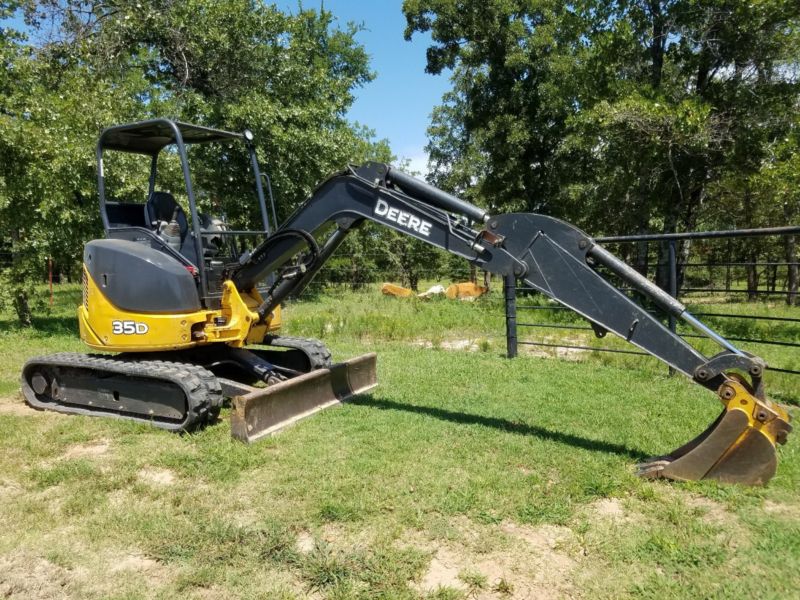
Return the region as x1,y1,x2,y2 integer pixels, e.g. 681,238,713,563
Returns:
245,229,320,323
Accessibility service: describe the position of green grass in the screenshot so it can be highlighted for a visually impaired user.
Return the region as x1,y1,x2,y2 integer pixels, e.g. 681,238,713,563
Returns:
0,284,798,598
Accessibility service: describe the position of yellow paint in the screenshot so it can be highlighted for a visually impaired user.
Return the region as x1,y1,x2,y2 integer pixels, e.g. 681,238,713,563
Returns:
79,267,280,352
720,379,791,446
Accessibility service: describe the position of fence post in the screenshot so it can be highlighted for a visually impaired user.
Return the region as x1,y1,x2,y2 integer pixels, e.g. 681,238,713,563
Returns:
504,273,518,358
668,240,677,376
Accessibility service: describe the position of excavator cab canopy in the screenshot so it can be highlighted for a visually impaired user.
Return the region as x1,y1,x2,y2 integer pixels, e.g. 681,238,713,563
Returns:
98,120,245,154
96,119,277,307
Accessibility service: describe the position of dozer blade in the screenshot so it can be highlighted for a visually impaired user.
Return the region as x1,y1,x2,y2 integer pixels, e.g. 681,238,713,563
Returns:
637,379,792,485
230,353,377,443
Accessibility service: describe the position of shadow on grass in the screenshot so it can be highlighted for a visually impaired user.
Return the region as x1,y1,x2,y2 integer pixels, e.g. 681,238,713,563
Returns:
350,395,650,461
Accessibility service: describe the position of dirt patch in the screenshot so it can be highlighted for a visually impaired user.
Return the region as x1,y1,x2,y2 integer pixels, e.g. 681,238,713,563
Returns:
682,494,735,527
409,520,578,599
107,488,130,509
0,396,38,416
60,441,110,460
590,498,625,520
320,523,347,545
501,522,575,560
137,468,177,486
584,497,641,525
524,344,587,362
441,340,480,352
415,339,481,352
109,552,167,582
763,500,800,520
0,479,23,499
0,553,74,599
295,531,315,554
414,546,467,593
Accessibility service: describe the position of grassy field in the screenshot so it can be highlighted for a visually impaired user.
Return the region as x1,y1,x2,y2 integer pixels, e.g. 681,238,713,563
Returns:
0,284,798,599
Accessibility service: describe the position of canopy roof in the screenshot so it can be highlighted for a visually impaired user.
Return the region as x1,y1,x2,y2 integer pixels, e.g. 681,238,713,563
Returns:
98,119,244,154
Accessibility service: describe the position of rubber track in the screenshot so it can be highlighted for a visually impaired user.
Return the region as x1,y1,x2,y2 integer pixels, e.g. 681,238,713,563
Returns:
21,352,222,432
263,335,332,370
117,353,225,421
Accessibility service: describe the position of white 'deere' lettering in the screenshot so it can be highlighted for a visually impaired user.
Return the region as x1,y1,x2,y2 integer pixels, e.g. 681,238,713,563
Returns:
374,199,432,237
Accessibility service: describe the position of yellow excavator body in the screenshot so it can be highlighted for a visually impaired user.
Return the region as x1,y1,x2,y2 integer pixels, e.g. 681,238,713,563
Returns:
79,267,281,352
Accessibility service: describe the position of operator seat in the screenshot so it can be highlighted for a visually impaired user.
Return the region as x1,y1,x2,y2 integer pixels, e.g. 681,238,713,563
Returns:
144,191,189,244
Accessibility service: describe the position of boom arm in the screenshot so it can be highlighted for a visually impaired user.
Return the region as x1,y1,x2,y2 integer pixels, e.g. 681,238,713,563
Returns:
230,161,790,484
233,162,748,390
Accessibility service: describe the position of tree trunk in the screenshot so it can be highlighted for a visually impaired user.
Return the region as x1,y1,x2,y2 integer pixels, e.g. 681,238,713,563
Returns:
656,204,679,291
786,234,798,306
649,1,665,89
677,240,690,292
725,238,732,293
10,229,33,327
634,239,649,277
768,261,777,293
13,289,32,327
746,251,759,301
741,188,759,302
409,270,419,292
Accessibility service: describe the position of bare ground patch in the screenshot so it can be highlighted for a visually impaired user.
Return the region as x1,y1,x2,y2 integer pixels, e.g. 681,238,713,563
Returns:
0,552,79,599
109,551,169,584
0,395,38,417
682,493,735,527
406,519,579,599
60,440,110,461
415,339,481,352
320,522,348,544
763,500,800,520
413,546,468,593
522,335,590,361
137,467,177,486
0,478,23,500
588,498,626,520
583,497,644,526
295,531,316,555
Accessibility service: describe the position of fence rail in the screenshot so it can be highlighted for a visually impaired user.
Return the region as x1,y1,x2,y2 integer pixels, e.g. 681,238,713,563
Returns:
504,226,800,378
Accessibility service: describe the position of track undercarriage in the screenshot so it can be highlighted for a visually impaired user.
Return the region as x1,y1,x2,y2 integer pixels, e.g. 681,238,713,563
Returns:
21,336,378,439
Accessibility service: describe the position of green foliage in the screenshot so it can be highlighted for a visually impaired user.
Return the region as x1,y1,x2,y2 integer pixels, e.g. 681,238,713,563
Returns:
0,0,389,324
404,0,800,252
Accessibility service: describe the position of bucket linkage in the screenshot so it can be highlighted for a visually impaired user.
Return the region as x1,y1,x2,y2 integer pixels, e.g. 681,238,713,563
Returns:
637,362,791,486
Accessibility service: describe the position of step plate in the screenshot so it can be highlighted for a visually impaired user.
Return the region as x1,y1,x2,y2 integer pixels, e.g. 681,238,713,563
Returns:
230,353,377,443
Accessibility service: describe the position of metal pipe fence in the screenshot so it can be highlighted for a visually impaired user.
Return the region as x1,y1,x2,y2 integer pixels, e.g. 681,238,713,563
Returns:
504,226,800,378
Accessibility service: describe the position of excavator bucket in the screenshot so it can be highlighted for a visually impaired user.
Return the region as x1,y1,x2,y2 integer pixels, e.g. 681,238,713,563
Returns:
637,379,792,485
230,353,377,443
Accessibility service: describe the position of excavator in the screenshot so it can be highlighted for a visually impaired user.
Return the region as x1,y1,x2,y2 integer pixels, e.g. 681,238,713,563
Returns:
21,119,792,485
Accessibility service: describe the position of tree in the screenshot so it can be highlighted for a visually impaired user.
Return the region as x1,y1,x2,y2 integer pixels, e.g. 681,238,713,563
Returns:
404,0,800,291
0,0,387,324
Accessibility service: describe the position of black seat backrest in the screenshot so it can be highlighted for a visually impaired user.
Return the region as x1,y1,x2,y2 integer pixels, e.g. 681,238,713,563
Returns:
106,202,149,228
144,191,189,242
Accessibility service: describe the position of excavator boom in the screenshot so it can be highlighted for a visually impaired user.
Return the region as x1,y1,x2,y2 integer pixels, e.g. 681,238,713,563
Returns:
229,162,791,485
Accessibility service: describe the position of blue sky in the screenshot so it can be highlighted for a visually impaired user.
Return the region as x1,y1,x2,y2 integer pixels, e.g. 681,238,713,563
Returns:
294,1,450,173
3,2,450,173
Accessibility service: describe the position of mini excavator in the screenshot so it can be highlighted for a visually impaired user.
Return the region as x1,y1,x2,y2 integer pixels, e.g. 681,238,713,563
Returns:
22,120,792,485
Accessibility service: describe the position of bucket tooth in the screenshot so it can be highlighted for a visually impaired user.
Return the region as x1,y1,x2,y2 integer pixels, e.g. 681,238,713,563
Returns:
230,353,377,443
637,380,791,486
